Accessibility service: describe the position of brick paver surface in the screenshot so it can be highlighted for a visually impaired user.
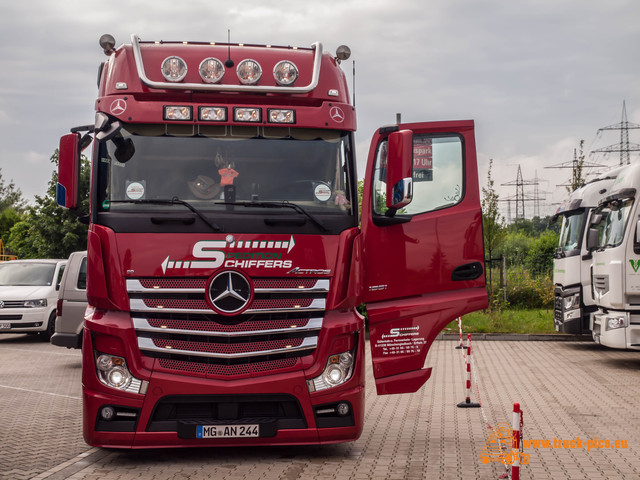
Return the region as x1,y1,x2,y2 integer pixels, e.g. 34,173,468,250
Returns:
1,334,638,479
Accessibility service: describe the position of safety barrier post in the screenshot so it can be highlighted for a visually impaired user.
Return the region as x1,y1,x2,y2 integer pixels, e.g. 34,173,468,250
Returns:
511,402,522,480
454,317,466,349
457,334,480,408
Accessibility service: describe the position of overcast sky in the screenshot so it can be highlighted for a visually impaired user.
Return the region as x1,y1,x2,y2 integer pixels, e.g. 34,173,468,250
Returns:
1,0,639,219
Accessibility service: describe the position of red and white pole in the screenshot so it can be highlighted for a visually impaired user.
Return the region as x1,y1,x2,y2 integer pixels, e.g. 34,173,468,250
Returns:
512,403,522,480
457,334,480,408
455,317,465,349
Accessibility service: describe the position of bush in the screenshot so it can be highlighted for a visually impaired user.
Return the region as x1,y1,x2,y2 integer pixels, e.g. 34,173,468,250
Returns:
505,266,553,309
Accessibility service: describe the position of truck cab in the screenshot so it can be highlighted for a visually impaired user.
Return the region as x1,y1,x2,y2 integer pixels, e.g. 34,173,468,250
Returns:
552,169,620,334
589,163,640,349
56,34,487,448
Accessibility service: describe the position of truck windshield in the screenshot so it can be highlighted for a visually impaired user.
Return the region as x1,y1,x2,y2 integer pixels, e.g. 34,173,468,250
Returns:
0,263,57,286
97,124,353,216
600,198,634,248
557,210,585,253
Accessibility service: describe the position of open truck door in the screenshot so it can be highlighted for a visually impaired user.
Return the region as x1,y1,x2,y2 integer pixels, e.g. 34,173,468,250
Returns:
360,120,487,395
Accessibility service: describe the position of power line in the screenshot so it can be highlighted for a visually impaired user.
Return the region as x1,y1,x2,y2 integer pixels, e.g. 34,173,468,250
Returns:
591,100,640,165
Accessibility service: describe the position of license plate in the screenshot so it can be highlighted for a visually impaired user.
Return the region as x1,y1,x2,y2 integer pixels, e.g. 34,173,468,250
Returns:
0,322,10,330
196,424,259,439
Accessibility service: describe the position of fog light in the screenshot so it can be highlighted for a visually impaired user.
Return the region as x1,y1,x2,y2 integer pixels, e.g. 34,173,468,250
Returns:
100,406,115,421
336,402,350,416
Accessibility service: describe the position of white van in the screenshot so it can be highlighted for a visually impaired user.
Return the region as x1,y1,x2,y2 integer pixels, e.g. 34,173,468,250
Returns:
0,259,67,340
51,251,87,349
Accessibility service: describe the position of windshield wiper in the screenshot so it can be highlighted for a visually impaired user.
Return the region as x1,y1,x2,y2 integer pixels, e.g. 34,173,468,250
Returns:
109,197,222,232
217,200,328,231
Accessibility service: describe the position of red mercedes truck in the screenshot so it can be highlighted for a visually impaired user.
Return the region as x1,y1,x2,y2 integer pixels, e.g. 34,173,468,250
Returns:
56,34,487,448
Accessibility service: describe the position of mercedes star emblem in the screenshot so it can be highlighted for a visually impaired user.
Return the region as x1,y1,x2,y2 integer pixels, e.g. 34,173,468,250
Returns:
207,271,252,315
330,106,345,123
110,98,127,115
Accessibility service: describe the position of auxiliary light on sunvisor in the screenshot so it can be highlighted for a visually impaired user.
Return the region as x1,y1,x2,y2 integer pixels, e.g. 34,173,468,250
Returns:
164,106,192,121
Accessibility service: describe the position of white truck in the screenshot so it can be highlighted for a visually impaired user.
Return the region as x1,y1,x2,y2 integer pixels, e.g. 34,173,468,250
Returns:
0,259,67,340
587,162,640,350
553,169,620,334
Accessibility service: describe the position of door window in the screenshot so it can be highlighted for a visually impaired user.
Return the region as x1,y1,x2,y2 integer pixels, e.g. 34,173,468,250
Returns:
373,134,464,215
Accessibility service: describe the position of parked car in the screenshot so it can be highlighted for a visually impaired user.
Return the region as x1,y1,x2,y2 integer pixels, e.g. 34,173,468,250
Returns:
0,259,67,340
51,251,87,349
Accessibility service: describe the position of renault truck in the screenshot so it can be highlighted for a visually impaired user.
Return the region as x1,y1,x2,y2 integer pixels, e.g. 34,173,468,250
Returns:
552,169,620,334
588,163,640,350
56,34,487,448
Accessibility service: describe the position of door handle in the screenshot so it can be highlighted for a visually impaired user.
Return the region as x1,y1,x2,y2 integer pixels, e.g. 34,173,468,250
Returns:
451,262,484,281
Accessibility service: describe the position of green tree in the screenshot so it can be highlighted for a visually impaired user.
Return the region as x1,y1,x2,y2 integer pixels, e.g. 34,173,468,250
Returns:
0,168,26,212
7,150,89,259
481,159,505,262
524,230,559,276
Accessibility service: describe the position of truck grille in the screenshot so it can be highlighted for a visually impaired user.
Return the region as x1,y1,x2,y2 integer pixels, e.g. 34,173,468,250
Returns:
127,277,328,376
593,275,609,295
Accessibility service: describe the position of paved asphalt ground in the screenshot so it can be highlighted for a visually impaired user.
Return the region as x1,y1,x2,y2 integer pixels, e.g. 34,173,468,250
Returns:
1,334,639,480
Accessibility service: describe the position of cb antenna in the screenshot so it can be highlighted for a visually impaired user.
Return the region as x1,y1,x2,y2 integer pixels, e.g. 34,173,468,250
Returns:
225,29,234,68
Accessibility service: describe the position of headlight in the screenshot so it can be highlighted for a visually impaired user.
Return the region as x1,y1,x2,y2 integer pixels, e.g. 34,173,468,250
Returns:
308,351,355,392
605,315,626,330
199,57,225,84
237,59,262,85
95,352,147,394
563,293,580,311
161,56,188,82
23,299,47,308
273,60,298,86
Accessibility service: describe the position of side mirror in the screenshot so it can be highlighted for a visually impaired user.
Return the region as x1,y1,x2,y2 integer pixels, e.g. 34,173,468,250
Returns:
586,227,600,251
57,133,81,210
385,130,413,211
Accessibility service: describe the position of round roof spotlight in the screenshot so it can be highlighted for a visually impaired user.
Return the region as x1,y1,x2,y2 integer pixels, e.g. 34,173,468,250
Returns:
161,56,188,82
335,45,351,63
199,57,225,83
99,34,116,56
273,60,299,86
237,59,262,85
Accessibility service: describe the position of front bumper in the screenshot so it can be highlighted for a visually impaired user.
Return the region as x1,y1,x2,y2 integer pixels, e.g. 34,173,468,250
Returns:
0,307,52,333
82,314,366,448
592,311,640,350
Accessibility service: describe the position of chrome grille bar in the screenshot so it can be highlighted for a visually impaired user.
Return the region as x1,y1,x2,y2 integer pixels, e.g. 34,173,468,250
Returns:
132,316,323,337
137,336,318,359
